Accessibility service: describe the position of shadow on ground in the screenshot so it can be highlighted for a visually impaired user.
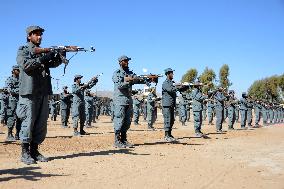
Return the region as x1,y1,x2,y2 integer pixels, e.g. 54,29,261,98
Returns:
0,166,66,182
50,148,150,161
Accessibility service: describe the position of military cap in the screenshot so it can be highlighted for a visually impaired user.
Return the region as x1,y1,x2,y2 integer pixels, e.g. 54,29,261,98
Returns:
242,92,247,96
26,25,45,35
164,68,175,75
229,90,235,94
118,55,131,62
12,65,19,70
74,75,83,79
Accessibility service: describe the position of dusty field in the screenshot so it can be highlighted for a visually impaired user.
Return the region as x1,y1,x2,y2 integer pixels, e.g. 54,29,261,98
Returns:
0,115,283,189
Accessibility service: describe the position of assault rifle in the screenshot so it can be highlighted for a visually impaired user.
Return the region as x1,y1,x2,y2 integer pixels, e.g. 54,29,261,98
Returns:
136,74,163,86
34,46,95,75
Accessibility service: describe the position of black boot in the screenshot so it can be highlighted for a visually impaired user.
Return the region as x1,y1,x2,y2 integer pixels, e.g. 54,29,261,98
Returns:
113,131,126,148
121,132,134,148
80,125,89,135
73,128,81,136
21,143,36,165
169,130,177,141
6,127,16,142
148,123,155,131
30,142,49,162
15,131,20,140
164,131,174,142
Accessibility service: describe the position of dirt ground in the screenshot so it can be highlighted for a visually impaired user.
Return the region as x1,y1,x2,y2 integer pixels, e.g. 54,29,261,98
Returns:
0,114,283,189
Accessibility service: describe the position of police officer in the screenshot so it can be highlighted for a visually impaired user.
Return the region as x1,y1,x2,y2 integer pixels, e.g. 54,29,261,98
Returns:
162,68,187,142
16,26,63,164
142,100,147,121
133,95,142,125
186,93,192,122
60,86,72,128
92,96,97,123
5,65,21,141
72,75,98,136
85,89,94,128
191,82,208,136
268,103,274,124
207,91,215,125
246,97,254,127
235,102,240,123
179,91,188,126
254,100,262,127
202,100,207,121
262,102,268,126
108,99,114,122
49,96,58,121
214,87,227,132
239,92,248,129
227,90,237,130
147,88,160,130
112,55,147,148
0,87,9,126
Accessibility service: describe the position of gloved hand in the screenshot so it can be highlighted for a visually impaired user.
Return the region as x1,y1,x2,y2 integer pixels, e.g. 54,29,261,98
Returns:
39,52,56,64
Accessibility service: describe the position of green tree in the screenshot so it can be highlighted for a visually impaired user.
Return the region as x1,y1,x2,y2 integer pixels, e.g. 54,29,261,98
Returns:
181,68,198,83
248,74,284,103
199,67,216,93
219,64,231,90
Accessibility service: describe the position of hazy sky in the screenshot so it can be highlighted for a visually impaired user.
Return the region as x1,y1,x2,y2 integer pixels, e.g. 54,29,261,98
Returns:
0,0,283,97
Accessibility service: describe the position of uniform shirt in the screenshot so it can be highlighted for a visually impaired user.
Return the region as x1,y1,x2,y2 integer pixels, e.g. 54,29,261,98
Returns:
162,79,177,107
207,100,215,109
112,67,145,106
60,92,72,110
254,102,262,113
179,92,188,106
214,91,227,110
227,96,237,111
246,101,253,110
72,80,97,104
191,88,207,111
5,75,20,100
239,97,248,110
147,93,156,110
16,42,62,96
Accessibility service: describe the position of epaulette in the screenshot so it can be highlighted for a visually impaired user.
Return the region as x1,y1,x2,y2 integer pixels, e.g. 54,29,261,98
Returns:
18,45,27,50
